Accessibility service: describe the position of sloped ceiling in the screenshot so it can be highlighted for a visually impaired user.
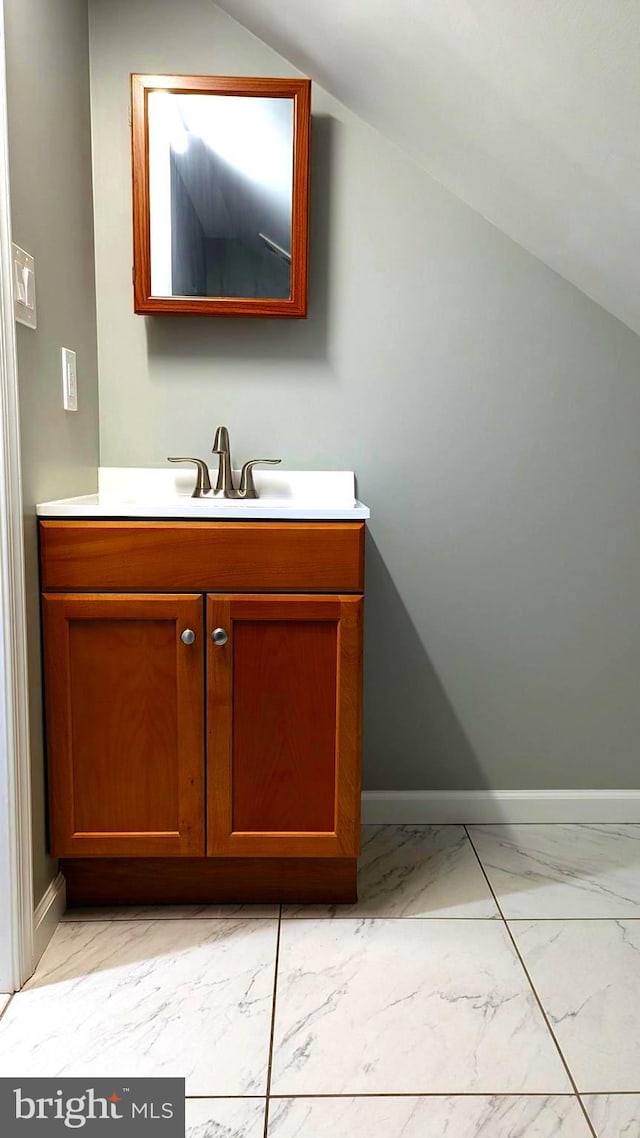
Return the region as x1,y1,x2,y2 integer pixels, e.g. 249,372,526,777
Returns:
217,0,640,335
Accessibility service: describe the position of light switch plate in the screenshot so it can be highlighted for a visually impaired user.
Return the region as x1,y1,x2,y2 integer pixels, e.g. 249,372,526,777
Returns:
61,347,78,411
12,244,36,328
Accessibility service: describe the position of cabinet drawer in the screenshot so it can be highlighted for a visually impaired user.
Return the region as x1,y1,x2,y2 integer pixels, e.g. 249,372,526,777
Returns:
40,520,365,593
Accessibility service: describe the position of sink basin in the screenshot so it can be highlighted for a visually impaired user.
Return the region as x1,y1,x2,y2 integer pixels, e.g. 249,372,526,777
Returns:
36,467,370,520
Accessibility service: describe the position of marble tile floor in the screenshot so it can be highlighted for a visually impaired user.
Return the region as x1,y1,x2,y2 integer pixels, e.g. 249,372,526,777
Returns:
1,824,640,1136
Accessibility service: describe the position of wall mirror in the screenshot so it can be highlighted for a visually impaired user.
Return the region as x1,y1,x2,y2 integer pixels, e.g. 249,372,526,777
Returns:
131,74,311,317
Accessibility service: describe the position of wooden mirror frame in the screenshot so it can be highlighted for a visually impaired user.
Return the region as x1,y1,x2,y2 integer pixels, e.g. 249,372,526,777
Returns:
131,74,311,317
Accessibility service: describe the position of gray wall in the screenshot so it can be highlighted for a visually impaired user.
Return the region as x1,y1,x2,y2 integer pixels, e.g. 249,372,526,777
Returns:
5,0,100,903
89,0,640,792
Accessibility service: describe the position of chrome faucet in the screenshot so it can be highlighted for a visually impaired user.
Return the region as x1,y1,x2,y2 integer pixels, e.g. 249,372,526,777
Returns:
168,426,280,499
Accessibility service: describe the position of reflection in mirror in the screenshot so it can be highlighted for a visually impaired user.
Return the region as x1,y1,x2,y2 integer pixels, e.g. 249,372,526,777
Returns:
148,92,294,300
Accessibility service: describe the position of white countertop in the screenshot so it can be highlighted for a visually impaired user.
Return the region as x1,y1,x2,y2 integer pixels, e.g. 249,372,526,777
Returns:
37,468,370,521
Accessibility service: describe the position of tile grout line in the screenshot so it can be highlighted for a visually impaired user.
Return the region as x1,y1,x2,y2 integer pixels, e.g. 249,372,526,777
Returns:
262,904,283,1138
184,1091,577,1098
179,1090,637,1097
185,1094,266,1100
61,915,279,923
463,825,599,1138
61,913,640,923
261,1090,582,1099
0,994,15,1026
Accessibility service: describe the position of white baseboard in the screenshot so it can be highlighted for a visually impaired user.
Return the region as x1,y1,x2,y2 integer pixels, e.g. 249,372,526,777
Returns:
32,872,66,968
361,789,640,825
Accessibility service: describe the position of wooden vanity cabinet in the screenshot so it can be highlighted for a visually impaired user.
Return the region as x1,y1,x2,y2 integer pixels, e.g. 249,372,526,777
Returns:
39,520,364,905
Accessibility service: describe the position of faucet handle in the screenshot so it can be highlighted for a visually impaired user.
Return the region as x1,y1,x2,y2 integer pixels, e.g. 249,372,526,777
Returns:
239,458,281,499
167,457,212,498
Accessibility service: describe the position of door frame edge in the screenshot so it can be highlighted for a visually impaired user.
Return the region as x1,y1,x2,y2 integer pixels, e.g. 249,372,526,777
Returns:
0,1,35,991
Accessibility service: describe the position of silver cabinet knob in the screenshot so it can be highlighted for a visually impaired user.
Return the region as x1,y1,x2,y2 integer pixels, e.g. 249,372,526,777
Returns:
180,628,196,645
211,627,228,646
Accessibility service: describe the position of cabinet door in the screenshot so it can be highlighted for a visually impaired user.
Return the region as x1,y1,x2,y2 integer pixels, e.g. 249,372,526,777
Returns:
43,593,204,857
207,594,362,857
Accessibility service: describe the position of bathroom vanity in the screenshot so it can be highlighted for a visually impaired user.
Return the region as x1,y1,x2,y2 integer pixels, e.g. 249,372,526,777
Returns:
37,469,368,906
